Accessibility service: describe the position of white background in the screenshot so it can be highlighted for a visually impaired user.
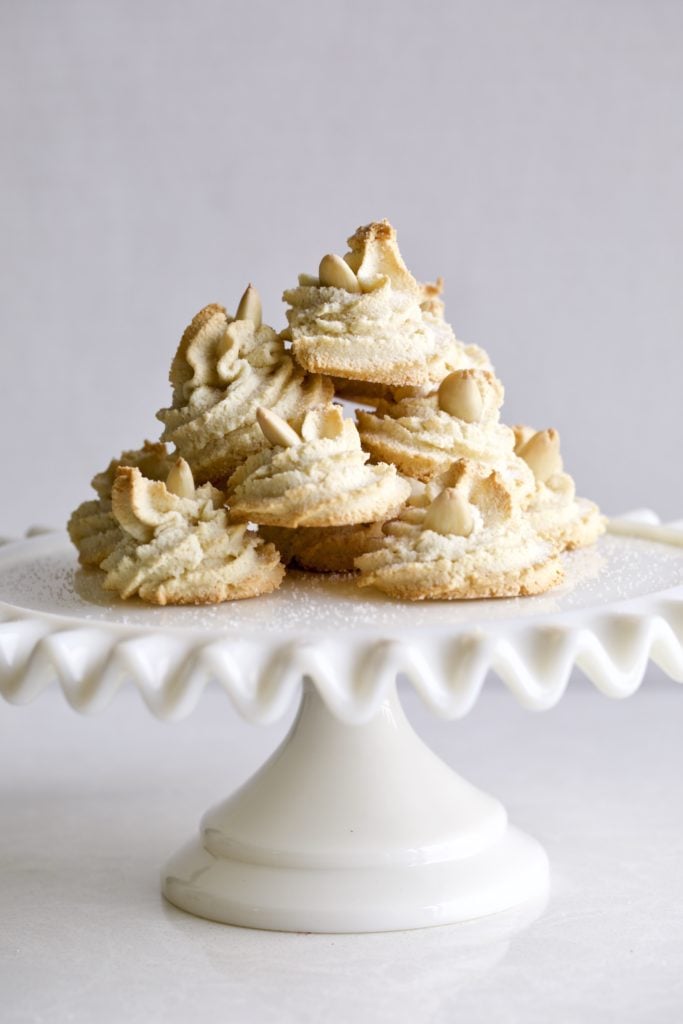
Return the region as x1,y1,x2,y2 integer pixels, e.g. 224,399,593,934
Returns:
0,0,681,535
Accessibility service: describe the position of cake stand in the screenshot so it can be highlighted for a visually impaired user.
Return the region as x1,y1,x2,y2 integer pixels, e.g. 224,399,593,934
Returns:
1,515,681,933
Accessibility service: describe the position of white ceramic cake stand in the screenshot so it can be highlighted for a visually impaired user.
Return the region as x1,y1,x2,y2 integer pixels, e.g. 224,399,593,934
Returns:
1,516,682,933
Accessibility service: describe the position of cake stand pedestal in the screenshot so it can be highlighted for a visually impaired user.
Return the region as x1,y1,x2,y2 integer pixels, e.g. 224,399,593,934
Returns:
1,518,681,933
164,680,544,931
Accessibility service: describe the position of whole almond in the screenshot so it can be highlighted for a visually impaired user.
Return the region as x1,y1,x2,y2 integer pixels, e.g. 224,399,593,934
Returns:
519,429,562,482
423,489,473,537
166,458,195,499
438,373,484,422
318,253,361,292
256,407,301,447
235,284,262,327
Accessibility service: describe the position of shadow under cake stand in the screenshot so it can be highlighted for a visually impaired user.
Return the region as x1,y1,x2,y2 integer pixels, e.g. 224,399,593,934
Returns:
1,519,681,933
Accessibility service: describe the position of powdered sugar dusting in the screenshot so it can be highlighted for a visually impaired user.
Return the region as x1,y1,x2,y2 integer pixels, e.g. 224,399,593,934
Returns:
0,532,681,638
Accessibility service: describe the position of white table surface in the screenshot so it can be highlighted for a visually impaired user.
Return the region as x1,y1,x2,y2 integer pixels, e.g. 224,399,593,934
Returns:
1,674,682,1024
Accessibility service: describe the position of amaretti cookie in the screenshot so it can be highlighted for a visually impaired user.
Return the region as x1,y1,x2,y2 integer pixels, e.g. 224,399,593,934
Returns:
284,220,488,388
156,286,333,484
261,521,386,573
355,462,564,601
357,369,535,503
100,459,284,605
228,405,411,528
513,427,606,552
67,441,173,567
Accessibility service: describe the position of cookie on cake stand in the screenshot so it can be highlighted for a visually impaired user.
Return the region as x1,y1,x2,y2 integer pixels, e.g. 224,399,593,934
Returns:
284,220,488,389
355,461,563,600
227,405,411,528
101,458,284,605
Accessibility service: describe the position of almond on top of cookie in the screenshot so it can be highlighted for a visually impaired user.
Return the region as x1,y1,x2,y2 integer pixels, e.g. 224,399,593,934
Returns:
227,404,411,529
355,460,564,601
513,426,606,552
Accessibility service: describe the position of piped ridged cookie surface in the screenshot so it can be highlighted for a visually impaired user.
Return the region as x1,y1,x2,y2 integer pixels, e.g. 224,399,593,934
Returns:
357,369,534,502
156,287,333,483
100,460,284,605
285,221,488,388
355,463,564,600
228,405,411,528
68,441,173,567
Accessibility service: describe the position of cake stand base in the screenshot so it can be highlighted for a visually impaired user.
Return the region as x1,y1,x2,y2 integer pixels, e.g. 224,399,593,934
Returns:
162,682,549,932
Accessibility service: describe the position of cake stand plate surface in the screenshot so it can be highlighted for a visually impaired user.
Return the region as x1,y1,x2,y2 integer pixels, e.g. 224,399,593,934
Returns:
1,527,681,932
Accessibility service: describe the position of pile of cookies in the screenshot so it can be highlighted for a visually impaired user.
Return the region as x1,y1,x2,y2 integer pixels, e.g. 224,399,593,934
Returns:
68,220,604,604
